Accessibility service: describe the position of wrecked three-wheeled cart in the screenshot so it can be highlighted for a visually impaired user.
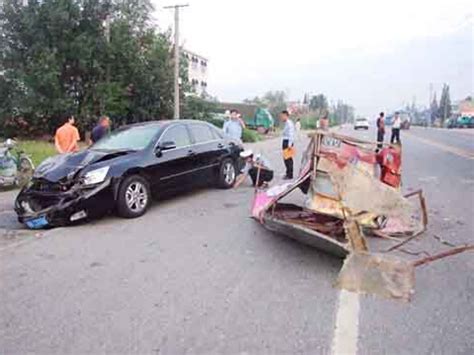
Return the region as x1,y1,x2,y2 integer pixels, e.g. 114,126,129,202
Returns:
251,131,473,301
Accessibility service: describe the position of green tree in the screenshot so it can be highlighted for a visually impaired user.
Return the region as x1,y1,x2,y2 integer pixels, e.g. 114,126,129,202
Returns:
430,92,439,124
309,94,328,112
438,84,452,124
0,0,181,136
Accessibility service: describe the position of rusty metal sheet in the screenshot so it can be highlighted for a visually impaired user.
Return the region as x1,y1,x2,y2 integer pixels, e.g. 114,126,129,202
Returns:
262,215,349,258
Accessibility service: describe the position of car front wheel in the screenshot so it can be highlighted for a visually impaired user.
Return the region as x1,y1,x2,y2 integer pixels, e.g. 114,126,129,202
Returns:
218,158,236,189
117,175,151,218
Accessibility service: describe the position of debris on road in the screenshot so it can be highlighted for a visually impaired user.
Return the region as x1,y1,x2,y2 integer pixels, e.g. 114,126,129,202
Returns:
251,131,473,301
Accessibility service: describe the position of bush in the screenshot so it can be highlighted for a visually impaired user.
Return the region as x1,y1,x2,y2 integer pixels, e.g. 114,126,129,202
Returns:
242,128,260,143
17,140,57,167
300,114,318,130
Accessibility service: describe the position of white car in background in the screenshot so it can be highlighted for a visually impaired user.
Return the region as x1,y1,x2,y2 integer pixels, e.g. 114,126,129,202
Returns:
354,117,369,130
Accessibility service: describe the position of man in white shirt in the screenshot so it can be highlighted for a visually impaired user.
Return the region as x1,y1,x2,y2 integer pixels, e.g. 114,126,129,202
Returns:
391,112,401,144
223,109,245,142
280,110,295,179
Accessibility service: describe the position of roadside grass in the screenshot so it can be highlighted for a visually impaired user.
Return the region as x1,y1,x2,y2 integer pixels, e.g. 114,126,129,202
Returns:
17,140,56,167
242,128,261,143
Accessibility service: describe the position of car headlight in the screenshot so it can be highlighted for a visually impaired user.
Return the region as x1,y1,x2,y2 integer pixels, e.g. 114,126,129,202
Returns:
83,166,109,186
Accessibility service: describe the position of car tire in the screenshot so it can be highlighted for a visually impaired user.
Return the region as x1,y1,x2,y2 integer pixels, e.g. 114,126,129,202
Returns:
218,158,237,189
116,175,151,218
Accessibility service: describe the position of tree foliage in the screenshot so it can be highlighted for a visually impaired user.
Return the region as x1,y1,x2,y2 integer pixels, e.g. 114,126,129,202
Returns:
430,93,439,124
0,0,184,137
438,84,451,123
309,94,328,113
331,100,354,125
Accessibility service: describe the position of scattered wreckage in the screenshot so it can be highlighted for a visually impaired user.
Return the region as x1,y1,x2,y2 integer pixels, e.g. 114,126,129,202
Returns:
251,130,473,301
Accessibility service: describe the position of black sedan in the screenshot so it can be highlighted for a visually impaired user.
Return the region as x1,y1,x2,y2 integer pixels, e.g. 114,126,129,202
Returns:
15,120,243,228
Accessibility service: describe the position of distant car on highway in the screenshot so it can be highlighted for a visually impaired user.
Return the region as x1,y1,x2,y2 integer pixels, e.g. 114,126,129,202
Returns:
354,117,369,130
448,116,474,129
15,120,243,229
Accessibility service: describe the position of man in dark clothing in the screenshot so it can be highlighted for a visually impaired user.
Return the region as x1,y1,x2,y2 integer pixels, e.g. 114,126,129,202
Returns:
376,112,385,151
234,150,274,188
91,116,111,144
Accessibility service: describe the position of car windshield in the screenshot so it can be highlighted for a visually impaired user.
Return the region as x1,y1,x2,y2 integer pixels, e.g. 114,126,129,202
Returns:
91,125,160,151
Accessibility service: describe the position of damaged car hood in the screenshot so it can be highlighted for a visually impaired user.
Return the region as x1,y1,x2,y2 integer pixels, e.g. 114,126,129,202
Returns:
34,149,134,182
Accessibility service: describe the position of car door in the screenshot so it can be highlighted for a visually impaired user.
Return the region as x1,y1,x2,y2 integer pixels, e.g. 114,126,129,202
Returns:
187,122,222,183
152,123,194,191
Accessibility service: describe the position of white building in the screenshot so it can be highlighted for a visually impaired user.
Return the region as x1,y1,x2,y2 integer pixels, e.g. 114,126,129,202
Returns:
182,49,208,96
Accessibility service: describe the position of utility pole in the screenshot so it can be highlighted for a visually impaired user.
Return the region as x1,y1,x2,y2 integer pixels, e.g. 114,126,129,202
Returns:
164,4,189,119
429,83,433,127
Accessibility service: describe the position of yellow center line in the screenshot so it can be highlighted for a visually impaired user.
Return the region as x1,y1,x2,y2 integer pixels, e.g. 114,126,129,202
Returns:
405,131,474,160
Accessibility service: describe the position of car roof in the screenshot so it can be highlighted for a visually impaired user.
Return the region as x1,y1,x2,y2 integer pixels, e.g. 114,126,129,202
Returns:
121,119,213,130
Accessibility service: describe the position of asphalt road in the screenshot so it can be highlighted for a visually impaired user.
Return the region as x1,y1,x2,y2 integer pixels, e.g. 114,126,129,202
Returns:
1,126,473,354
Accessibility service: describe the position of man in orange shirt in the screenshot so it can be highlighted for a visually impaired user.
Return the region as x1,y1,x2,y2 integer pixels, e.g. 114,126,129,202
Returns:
54,115,81,153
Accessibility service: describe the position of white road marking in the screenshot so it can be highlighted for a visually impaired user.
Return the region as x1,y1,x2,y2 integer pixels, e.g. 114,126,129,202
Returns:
331,289,361,355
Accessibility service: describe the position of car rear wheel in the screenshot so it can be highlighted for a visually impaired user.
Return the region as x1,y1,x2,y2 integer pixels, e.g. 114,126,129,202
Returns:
117,175,150,218
218,158,236,189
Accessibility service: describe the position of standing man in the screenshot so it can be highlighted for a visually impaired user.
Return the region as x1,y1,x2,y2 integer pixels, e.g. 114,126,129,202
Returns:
391,112,401,144
223,109,246,141
91,115,111,144
320,113,329,131
54,115,80,154
376,112,385,151
280,110,295,180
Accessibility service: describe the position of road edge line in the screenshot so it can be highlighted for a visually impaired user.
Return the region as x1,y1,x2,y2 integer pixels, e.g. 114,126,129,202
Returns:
331,289,360,355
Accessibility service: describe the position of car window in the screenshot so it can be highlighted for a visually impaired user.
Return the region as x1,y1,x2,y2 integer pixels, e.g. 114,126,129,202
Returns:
190,124,215,143
92,125,160,151
160,125,191,148
210,126,223,140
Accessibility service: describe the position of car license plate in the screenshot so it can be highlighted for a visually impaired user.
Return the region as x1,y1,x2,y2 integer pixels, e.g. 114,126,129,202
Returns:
25,216,48,229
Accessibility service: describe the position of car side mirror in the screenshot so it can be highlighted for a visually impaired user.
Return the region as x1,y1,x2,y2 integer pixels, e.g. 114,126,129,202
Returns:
155,141,176,157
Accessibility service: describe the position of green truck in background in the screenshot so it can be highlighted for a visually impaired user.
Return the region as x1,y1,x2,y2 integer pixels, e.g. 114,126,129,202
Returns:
245,108,274,133
215,103,274,134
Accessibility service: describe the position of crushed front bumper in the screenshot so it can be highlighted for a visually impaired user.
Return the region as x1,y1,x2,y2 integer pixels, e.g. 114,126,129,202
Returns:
15,179,114,228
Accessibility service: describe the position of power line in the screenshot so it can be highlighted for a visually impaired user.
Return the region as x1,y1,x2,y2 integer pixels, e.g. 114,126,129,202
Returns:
164,4,189,119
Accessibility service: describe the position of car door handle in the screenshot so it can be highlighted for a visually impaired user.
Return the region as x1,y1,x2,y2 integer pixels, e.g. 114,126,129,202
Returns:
187,150,196,156
217,143,224,148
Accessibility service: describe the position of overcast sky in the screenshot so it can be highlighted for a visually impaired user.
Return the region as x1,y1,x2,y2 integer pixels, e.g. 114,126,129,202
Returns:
153,0,473,116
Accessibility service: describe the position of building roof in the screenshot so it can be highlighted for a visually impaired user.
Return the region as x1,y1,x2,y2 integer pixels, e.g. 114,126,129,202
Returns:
182,48,208,62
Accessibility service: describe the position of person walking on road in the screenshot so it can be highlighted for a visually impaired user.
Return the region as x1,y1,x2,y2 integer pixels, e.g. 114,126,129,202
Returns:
280,110,295,180
391,112,401,144
91,115,111,144
376,112,385,151
54,115,80,154
234,150,274,188
223,109,246,141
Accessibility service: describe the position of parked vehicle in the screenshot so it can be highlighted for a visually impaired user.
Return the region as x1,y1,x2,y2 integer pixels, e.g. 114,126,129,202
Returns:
15,120,243,229
245,108,274,133
401,119,411,130
456,116,474,128
0,139,34,188
354,117,369,130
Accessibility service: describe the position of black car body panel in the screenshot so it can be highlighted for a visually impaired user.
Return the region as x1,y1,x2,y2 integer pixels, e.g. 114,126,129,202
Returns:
15,120,243,228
